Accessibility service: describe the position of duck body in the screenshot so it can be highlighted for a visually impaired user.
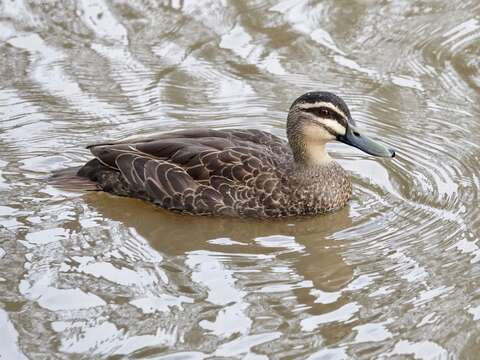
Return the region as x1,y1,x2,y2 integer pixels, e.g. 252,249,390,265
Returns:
77,128,352,218
54,92,394,218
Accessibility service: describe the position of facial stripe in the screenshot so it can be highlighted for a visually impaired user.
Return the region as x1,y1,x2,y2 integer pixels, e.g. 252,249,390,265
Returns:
301,108,347,135
297,101,347,119
322,125,337,137
303,124,336,141
319,119,346,136
299,105,348,129
303,108,347,128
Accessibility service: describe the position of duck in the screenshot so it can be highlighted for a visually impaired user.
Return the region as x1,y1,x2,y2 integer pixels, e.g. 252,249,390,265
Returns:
52,92,395,218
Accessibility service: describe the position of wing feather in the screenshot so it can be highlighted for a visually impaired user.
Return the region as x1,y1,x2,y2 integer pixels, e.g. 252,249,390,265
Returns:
84,128,291,216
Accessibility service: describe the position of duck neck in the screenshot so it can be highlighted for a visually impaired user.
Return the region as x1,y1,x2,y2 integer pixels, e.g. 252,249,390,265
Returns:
304,140,332,165
290,139,333,166
287,126,332,167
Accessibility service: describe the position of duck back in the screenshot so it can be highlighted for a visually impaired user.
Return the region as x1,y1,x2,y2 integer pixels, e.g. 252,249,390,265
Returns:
53,129,351,218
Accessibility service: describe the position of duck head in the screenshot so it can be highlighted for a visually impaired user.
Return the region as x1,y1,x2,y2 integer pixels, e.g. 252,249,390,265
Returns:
286,91,395,165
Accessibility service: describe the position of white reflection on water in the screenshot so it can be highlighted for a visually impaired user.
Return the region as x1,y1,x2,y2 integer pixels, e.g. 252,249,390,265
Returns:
352,321,393,343
300,302,361,332
219,24,286,76
387,340,448,359
5,29,127,124
214,332,281,358
186,251,256,337
306,347,348,360
2,0,480,358
0,309,28,360
19,273,106,311
79,0,128,44
51,318,179,355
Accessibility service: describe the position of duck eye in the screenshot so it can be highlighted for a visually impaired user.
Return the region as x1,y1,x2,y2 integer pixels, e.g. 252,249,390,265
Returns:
319,108,329,116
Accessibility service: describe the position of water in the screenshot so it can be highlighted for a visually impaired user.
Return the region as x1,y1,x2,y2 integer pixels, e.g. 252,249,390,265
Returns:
1,0,480,358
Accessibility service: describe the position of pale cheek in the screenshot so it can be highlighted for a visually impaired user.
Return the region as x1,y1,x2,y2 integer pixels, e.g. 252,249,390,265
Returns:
303,124,336,141
321,119,346,136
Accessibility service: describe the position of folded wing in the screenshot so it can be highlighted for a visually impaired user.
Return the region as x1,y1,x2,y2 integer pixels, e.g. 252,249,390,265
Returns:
84,129,291,216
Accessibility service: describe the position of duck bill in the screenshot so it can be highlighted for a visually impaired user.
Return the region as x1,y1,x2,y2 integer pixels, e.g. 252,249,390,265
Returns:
337,126,395,158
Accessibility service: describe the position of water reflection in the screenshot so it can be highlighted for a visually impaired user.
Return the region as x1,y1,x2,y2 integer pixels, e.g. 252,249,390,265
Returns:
89,193,354,285
2,0,480,358
16,191,357,356
91,195,357,355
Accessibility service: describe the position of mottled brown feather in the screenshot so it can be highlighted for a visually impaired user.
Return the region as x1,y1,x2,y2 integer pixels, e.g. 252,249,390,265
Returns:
72,128,351,217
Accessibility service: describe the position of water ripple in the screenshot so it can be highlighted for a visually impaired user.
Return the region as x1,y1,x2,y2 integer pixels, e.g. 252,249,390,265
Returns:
2,0,480,358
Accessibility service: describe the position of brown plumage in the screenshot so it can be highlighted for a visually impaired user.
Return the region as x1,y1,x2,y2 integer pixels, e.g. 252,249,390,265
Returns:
51,92,394,218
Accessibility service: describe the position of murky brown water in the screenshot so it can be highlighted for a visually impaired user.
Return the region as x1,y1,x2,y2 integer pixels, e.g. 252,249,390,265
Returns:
1,0,480,358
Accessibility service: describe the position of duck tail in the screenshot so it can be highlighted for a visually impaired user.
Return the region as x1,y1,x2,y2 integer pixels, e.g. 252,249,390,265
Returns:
49,166,99,191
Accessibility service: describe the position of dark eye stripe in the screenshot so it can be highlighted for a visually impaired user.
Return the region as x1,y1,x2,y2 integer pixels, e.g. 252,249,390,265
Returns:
302,107,347,127
322,124,338,136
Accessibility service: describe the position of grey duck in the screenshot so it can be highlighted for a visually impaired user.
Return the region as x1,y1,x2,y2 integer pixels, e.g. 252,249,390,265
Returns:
53,92,395,218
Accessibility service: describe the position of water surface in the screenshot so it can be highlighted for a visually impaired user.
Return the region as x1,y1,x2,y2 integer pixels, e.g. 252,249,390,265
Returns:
1,0,480,358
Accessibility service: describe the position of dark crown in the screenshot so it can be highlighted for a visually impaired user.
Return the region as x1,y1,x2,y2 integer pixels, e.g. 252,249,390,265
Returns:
291,92,352,120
